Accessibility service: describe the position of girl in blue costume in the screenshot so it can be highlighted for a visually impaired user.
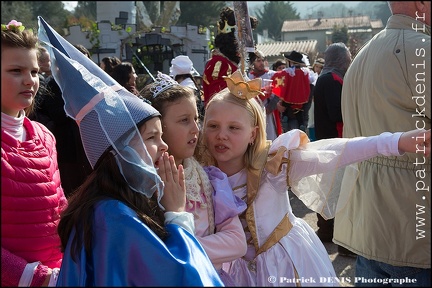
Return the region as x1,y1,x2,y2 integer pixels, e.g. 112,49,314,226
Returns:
37,17,223,287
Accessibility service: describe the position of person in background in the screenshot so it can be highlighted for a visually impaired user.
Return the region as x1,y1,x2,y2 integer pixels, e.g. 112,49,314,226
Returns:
111,61,139,95
28,45,53,128
313,43,353,257
274,50,311,133
99,56,121,76
306,57,324,141
196,70,430,286
141,72,247,285
169,55,205,122
37,43,93,198
37,46,51,78
271,59,287,72
38,26,225,286
334,1,431,285
248,50,282,141
312,58,324,75
202,6,258,105
1,19,67,287
299,53,318,137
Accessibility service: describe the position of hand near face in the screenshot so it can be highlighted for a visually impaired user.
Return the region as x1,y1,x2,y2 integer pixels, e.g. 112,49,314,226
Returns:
399,129,430,157
157,152,186,212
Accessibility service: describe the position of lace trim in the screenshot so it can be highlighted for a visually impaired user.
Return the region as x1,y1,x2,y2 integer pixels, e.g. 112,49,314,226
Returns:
184,157,216,234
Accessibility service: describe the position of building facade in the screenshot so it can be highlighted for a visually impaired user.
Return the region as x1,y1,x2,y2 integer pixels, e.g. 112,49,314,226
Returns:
64,2,209,76
281,15,383,54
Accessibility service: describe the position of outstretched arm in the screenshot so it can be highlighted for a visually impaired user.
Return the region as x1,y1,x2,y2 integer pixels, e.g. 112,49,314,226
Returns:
399,129,430,156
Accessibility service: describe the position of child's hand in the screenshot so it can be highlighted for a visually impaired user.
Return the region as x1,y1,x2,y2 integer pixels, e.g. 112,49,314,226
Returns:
399,129,430,157
157,152,186,212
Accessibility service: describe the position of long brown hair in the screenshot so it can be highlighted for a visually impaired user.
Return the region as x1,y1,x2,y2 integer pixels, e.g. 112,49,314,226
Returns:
57,143,167,261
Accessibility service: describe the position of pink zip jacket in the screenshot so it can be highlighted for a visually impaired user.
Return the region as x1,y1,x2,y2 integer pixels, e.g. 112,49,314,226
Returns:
1,117,67,286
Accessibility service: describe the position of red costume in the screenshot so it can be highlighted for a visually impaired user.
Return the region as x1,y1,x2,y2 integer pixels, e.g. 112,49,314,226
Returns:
203,53,238,105
271,68,310,110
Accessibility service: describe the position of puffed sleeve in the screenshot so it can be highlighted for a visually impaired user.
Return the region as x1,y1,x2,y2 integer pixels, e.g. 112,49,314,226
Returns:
267,129,402,220
204,165,246,225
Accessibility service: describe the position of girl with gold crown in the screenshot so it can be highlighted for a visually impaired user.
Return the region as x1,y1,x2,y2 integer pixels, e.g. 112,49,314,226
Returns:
196,70,430,286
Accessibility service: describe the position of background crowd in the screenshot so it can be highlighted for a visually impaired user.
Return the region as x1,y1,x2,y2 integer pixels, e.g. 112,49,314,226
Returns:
1,1,430,287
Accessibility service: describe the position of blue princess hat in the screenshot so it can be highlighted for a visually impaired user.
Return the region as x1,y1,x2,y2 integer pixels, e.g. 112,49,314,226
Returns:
37,17,165,204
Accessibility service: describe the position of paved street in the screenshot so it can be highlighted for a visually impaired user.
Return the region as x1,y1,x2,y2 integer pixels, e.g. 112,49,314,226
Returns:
289,191,356,287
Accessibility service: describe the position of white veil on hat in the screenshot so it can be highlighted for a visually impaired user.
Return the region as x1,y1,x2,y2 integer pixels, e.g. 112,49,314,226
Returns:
37,17,165,207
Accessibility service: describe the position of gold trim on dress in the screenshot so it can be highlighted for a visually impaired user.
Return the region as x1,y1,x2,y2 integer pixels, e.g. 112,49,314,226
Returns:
255,213,293,256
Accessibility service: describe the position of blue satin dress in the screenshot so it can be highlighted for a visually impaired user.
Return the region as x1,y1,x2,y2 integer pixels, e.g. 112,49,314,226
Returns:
56,200,224,286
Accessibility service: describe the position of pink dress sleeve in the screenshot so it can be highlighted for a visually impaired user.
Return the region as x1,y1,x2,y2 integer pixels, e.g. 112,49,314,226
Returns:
196,216,247,266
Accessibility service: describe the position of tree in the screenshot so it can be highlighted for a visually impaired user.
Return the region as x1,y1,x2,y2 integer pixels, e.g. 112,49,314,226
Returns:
136,1,184,30
74,1,97,21
31,2,71,31
1,2,34,30
374,2,391,25
177,1,227,27
255,1,300,41
1,1,71,35
331,25,348,44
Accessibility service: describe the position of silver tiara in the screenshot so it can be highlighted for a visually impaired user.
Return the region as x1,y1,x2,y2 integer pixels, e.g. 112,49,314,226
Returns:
150,72,178,98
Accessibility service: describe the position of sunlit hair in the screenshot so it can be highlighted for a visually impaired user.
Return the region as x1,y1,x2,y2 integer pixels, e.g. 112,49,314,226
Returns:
196,87,267,171
1,23,39,115
111,62,136,94
37,46,48,61
100,56,121,75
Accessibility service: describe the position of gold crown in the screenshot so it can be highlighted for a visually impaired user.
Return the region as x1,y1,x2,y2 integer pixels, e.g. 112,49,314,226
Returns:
223,70,264,100
217,20,236,34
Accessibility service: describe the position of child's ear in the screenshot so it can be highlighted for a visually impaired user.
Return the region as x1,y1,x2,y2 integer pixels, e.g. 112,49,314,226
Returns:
251,125,259,143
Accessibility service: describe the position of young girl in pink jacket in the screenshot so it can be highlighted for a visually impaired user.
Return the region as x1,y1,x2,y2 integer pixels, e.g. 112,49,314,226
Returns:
1,20,67,287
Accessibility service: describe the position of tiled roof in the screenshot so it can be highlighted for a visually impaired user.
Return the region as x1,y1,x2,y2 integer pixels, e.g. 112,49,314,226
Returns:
256,40,318,58
282,15,382,32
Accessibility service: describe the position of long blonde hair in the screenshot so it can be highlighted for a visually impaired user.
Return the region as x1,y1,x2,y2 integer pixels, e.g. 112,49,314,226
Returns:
195,87,268,171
